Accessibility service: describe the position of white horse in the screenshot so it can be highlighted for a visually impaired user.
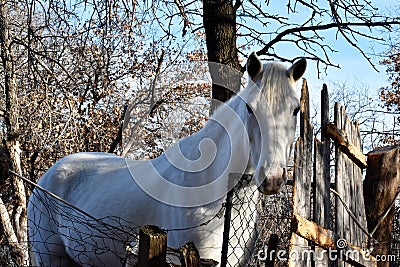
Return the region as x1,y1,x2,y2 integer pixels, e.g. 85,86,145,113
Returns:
28,52,306,267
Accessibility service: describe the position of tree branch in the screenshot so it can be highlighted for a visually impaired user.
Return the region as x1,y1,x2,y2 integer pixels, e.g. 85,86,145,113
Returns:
173,0,191,36
256,20,400,60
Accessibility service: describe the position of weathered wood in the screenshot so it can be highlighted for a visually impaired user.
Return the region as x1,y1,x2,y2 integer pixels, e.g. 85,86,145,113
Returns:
364,146,400,267
138,225,167,267
313,139,330,266
292,214,377,267
325,123,367,169
351,121,366,248
179,242,200,267
289,79,313,267
289,85,371,267
0,197,19,244
334,103,346,267
313,84,331,266
333,102,368,267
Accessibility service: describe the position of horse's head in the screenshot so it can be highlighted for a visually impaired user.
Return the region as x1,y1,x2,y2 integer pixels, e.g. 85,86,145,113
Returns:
244,52,306,195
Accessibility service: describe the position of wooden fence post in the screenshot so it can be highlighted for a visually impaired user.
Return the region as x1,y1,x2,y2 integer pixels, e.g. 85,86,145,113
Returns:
313,84,331,266
138,225,167,267
333,102,367,267
364,146,400,267
288,79,313,267
265,234,278,267
179,242,200,267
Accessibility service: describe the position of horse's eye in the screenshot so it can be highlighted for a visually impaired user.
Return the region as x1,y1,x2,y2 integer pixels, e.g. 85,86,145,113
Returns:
293,107,300,116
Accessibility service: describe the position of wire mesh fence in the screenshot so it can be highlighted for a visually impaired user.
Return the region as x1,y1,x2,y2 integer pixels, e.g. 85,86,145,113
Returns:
28,189,140,267
26,170,400,267
222,174,293,267
251,184,293,267
390,198,400,267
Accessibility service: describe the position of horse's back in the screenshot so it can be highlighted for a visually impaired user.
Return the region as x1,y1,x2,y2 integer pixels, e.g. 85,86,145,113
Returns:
34,152,121,196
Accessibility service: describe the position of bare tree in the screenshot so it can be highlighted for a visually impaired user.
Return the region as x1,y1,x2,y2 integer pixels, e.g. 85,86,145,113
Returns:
192,0,400,107
0,0,204,264
327,80,399,151
380,44,400,145
0,0,29,264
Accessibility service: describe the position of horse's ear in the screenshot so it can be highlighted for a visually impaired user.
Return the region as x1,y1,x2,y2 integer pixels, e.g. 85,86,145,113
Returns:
286,58,307,82
247,52,262,80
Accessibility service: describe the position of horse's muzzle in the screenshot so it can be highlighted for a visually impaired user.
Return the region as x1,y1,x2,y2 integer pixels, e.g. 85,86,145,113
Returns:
258,168,286,195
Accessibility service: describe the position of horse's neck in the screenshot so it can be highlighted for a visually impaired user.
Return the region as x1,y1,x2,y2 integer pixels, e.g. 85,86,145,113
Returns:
152,96,250,186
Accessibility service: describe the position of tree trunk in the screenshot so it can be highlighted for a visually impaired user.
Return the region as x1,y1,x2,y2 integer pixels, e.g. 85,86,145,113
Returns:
203,0,242,113
0,0,29,265
364,145,400,267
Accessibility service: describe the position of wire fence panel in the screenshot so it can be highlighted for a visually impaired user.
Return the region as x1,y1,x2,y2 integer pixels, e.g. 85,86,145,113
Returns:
222,178,259,267
221,176,293,267
28,190,139,267
252,185,293,267
391,201,400,267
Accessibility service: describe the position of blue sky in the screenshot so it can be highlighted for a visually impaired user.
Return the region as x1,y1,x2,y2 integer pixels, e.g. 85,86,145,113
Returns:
234,0,399,102
303,31,391,98
298,1,399,99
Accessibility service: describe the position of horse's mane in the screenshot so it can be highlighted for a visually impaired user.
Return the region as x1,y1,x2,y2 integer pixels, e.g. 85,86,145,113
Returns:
259,62,295,111
210,61,295,120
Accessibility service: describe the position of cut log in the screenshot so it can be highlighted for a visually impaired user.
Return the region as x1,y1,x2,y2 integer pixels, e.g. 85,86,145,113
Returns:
292,214,377,267
364,146,400,267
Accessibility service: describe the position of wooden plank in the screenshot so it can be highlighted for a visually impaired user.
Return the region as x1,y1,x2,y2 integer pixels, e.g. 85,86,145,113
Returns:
333,103,370,267
289,139,311,267
352,121,367,248
342,107,351,267
364,146,400,267
292,214,377,267
289,79,313,267
313,85,331,266
313,139,330,266
347,119,355,249
325,123,367,169
138,225,167,267
334,103,346,267
314,84,331,230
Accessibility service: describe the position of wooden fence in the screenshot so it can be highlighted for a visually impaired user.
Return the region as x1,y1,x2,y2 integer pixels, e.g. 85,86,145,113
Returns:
288,80,400,267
